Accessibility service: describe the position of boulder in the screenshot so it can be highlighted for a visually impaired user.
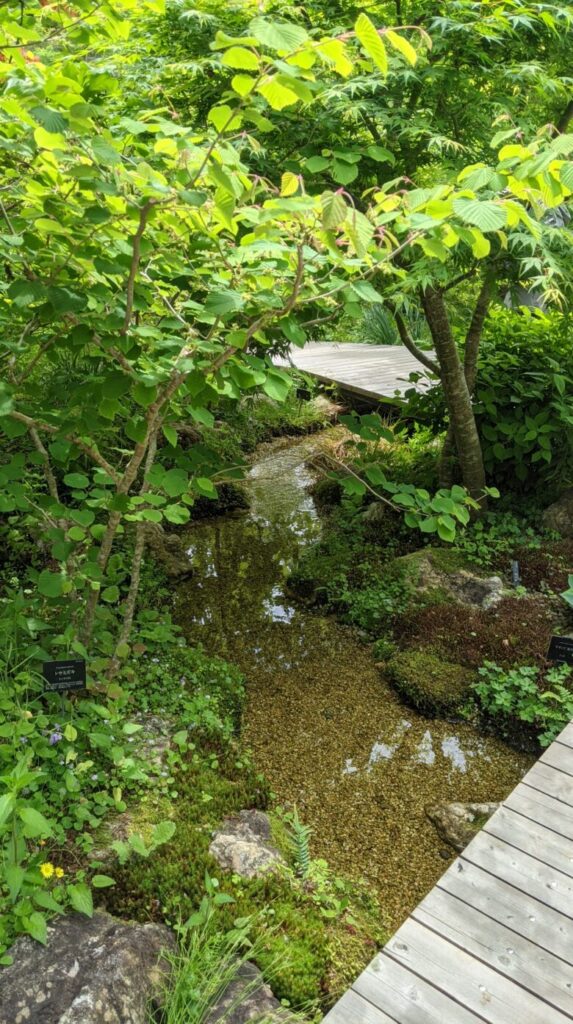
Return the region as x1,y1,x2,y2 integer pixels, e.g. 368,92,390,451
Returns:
414,556,504,610
205,961,298,1023
0,911,174,1024
209,810,286,879
542,489,573,538
426,801,500,852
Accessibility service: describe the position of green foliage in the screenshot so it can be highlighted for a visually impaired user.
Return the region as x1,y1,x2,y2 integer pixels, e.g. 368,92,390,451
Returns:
284,807,312,879
474,661,573,746
453,510,544,569
386,649,476,716
561,574,573,609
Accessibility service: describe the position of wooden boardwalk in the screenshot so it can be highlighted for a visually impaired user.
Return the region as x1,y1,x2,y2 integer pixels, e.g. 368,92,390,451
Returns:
324,721,573,1024
278,343,432,400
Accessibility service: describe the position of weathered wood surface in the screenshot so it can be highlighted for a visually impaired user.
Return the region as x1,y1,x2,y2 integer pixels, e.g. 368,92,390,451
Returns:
323,722,573,1023
276,342,432,399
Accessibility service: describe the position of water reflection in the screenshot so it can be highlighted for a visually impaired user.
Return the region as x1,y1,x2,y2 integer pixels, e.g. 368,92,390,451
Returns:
175,433,533,930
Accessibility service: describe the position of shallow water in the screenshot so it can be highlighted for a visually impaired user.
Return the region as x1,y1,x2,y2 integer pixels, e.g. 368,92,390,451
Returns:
176,434,533,931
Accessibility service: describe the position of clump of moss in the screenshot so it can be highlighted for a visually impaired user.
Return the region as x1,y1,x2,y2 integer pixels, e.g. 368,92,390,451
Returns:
395,596,555,669
386,649,476,716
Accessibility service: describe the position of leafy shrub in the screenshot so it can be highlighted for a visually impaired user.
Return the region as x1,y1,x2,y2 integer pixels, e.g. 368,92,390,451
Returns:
474,661,573,746
453,510,543,569
386,649,476,716
395,596,555,668
405,309,573,493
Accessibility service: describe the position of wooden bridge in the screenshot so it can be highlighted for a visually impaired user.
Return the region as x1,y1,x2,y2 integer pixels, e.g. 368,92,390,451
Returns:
278,342,432,401
324,721,573,1023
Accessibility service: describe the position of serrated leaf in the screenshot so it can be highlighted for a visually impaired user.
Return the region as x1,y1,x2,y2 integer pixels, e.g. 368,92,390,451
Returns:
321,191,347,229
152,820,176,845
249,17,308,53
452,197,507,231
280,172,299,196
258,78,299,110
221,46,259,71
344,209,374,257
24,912,48,944
355,13,388,75
208,105,242,133
332,159,358,185
205,290,244,315
385,29,417,65
231,75,256,97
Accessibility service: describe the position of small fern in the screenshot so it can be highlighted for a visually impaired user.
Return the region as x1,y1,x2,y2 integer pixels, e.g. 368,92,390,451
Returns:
286,806,313,878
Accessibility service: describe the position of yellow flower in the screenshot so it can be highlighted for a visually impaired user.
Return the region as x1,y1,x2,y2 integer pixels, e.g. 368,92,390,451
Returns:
40,862,54,879
55,867,64,879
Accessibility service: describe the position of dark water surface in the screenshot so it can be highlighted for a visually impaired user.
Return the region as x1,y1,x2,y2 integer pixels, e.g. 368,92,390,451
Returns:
175,434,532,930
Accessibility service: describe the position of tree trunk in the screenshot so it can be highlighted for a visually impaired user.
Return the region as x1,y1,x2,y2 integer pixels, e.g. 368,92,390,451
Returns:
437,276,493,488
421,287,487,502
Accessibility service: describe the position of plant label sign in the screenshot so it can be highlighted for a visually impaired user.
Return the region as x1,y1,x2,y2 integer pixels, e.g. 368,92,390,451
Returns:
43,658,86,693
547,635,573,667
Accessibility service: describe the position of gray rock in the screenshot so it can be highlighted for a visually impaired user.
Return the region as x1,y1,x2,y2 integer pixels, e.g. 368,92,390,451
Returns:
542,489,573,538
0,911,174,1024
426,801,500,853
414,555,504,610
204,961,298,1023
209,810,286,879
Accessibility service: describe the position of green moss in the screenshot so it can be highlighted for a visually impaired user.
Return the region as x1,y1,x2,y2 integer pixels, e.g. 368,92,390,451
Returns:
386,649,476,716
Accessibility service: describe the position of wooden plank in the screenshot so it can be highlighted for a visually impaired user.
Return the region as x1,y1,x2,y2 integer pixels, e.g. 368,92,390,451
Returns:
484,805,573,877
413,885,573,1016
276,343,431,399
505,783,573,841
556,721,573,749
522,760,573,807
353,953,484,1024
438,858,573,961
322,990,397,1024
462,831,573,915
541,741,573,777
382,918,570,1024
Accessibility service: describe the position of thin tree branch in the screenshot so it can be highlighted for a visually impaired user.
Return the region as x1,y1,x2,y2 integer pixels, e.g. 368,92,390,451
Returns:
389,306,441,376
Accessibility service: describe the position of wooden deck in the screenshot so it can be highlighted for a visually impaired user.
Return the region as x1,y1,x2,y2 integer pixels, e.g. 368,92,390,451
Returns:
324,721,573,1024
277,343,432,401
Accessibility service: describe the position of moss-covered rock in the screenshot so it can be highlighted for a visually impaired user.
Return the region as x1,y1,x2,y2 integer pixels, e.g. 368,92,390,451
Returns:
386,649,476,716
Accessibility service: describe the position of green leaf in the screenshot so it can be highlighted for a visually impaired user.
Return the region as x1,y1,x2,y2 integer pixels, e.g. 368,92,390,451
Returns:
19,807,53,838
385,29,417,65
163,469,189,497
37,571,64,599
152,820,176,846
92,875,116,888
221,46,259,71
101,585,119,603
5,865,25,902
332,160,358,185
306,155,331,173
91,138,121,165
249,17,309,53
366,145,395,164
7,280,47,307
321,191,347,229
355,13,388,75
231,75,256,98
0,793,15,827
64,472,90,489
453,197,507,231
263,371,292,402
162,425,178,447
31,105,69,133
67,883,93,917
344,210,374,257
205,290,244,315
258,78,299,111
163,504,191,525
208,105,242,133
24,912,48,945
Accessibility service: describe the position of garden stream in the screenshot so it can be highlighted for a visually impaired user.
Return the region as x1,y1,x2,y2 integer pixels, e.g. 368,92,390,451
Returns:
175,432,532,931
